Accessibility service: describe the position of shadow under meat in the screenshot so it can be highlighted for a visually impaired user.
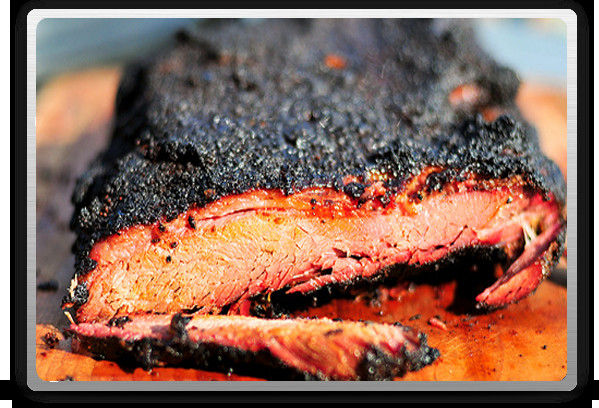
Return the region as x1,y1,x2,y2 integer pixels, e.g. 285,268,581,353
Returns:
243,246,514,319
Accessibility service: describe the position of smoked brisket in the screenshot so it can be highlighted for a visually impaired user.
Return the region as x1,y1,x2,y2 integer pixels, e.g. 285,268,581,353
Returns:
62,19,566,379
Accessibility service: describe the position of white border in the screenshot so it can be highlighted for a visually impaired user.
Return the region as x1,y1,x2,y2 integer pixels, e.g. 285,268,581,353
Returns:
26,9,578,392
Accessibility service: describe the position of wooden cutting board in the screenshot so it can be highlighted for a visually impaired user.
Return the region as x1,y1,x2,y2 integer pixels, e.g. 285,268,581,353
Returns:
35,67,568,382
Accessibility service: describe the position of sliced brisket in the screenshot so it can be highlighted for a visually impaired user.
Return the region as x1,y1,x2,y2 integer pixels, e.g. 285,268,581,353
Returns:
67,174,562,323
66,314,438,380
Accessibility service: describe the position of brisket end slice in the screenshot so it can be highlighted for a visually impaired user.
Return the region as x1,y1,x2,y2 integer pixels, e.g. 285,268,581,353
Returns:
66,314,439,380
62,19,566,378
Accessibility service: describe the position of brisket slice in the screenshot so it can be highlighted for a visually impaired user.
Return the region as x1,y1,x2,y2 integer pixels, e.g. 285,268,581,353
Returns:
66,314,439,380
66,173,562,323
62,19,566,378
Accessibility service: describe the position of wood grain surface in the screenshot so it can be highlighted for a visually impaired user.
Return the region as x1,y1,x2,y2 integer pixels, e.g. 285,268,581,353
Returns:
35,67,568,382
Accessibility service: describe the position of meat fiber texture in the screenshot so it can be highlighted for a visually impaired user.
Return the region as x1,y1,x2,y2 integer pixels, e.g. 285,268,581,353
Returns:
62,19,566,379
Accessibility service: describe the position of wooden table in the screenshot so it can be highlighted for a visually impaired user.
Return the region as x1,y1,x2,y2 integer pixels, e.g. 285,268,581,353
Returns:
35,67,568,382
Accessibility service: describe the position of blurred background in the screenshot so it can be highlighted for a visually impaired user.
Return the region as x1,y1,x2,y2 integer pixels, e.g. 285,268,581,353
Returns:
473,18,566,87
36,18,567,88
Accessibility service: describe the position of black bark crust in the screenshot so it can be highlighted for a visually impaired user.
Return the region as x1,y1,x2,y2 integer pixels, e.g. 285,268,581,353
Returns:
69,19,566,280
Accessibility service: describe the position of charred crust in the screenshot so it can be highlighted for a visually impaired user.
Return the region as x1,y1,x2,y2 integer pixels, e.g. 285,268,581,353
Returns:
43,332,60,349
107,316,131,328
425,168,459,192
551,225,567,270
343,182,366,199
188,215,196,230
355,335,439,380
134,338,157,371
61,281,89,309
356,345,404,380
73,257,97,277
73,282,89,305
